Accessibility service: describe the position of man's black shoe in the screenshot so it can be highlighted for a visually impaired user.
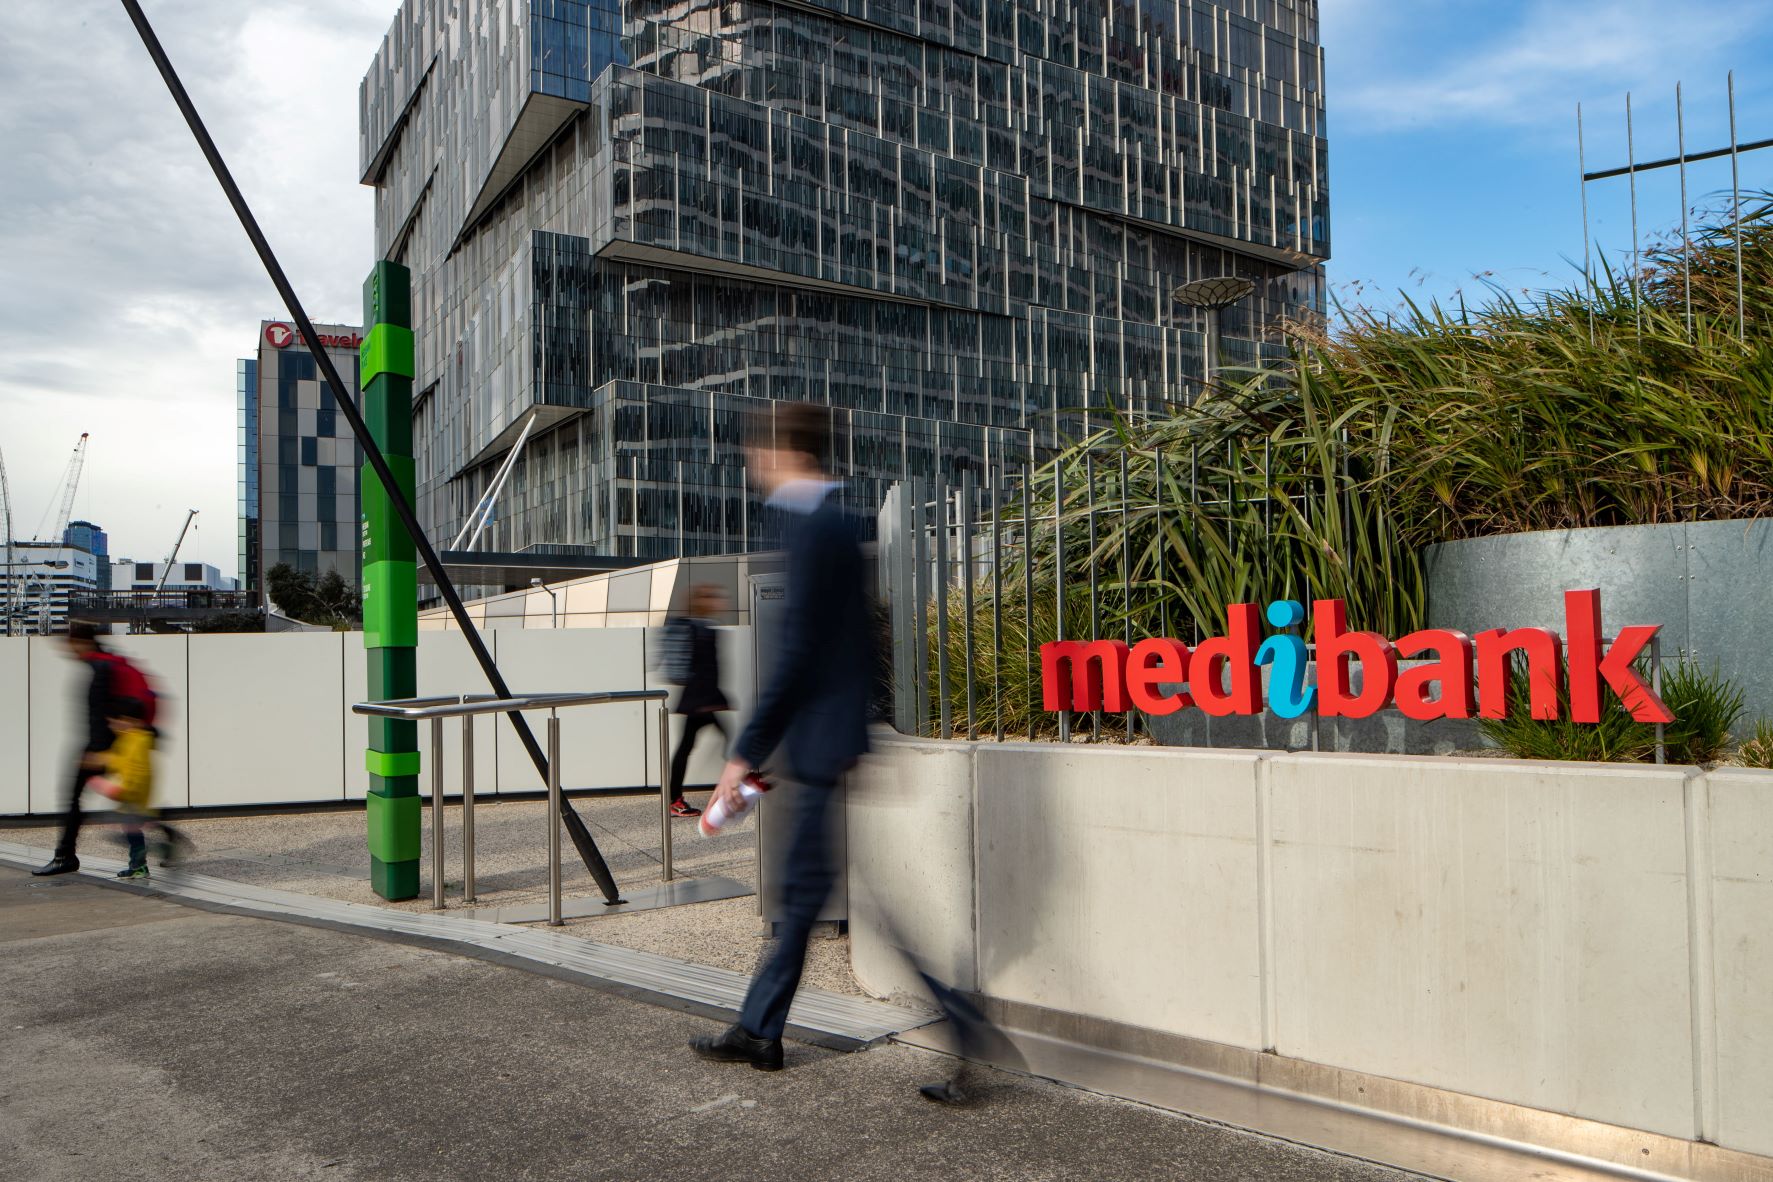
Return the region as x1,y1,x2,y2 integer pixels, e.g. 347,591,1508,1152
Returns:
920,1079,967,1104
689,1024,784,1071
31,857,79,877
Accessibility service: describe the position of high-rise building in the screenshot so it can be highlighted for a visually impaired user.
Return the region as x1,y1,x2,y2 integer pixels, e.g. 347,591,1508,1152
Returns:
238,321,366,596
63,520,111,591
360,1,1327,560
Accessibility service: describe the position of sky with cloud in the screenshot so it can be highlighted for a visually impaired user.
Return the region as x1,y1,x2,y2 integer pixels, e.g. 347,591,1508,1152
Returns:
2,0,1771,577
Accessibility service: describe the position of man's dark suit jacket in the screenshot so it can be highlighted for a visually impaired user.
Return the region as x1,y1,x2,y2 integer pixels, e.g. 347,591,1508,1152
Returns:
733,489,873,787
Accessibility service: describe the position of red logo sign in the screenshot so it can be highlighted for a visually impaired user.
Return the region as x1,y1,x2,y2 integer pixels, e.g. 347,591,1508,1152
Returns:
1040,589,1675,725
263,323,363,350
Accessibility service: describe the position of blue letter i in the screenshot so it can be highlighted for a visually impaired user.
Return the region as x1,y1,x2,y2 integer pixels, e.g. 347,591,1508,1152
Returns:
1255,600,1316,719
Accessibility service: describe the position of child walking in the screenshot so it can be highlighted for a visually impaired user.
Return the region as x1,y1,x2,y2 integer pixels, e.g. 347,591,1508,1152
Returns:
91,701,186,878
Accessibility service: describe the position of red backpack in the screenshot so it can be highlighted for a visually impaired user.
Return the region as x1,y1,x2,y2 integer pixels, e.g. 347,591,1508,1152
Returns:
93,651,159,728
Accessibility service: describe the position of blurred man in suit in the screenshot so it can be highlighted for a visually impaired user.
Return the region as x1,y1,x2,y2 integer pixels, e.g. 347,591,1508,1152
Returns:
690,404,872,1072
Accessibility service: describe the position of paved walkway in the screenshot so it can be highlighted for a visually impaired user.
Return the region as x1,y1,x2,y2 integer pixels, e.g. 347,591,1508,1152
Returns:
0,793,867,994
0,866,1425,1182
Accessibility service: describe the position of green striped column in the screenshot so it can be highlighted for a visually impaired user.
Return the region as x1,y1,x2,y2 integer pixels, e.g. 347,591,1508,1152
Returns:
361,260,420,901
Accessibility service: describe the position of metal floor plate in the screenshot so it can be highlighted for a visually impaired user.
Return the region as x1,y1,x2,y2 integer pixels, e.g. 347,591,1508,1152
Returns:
0,840,933,1047
465,875,753,924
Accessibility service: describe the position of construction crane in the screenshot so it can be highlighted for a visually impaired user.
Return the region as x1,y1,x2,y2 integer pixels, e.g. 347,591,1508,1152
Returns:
33,433,90,543
153,510,200,592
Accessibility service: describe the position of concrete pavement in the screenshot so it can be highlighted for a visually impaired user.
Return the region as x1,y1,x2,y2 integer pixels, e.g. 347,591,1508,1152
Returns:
0,866,1427,1182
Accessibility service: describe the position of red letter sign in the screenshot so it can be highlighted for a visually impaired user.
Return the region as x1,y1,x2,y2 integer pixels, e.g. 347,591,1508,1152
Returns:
1563,588,1674,724
1392,629,1476,720
1475,628,1563,720
1127,638,1191,715
1315,599,1399,718
1192,603,1262,716
1041,641,1131,712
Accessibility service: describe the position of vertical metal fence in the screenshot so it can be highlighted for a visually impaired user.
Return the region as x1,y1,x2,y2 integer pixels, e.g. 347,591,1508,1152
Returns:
875,439,1667,760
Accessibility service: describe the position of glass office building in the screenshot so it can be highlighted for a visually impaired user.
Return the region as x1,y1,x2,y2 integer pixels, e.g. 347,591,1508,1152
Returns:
238,323,366,595
64,521,111,591
360,0,1327,559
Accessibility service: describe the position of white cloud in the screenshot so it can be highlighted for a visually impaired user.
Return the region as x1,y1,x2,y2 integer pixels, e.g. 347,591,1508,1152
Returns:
1327,0,1771,131
0,1,392,575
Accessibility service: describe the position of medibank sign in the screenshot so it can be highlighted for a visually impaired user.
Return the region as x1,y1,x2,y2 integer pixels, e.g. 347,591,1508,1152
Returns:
1040,589,1674,725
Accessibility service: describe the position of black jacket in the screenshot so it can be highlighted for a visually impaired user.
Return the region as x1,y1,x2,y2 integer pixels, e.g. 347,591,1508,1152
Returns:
734,491,873,786
81,652,115,753
672,617,729,716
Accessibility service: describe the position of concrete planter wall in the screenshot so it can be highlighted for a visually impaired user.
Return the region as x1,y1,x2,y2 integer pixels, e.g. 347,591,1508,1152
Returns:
849,736,1773,1169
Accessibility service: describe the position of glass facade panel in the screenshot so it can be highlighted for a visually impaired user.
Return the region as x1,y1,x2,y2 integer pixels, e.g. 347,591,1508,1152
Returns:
362,0,1327,560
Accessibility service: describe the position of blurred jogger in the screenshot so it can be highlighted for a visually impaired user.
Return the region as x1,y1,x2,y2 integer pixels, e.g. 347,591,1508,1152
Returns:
661,584,732,819
33,622,156,878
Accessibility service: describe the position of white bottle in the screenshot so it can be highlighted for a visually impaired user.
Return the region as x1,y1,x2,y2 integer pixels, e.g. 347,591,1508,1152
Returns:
699,772,771,836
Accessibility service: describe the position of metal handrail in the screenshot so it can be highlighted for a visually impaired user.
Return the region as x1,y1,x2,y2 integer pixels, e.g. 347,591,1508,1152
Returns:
351,689,670,924
354,690,664,719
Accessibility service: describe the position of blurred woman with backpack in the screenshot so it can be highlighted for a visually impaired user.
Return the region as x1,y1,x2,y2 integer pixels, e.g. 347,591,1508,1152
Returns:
661,584,731,819
33,621,162,877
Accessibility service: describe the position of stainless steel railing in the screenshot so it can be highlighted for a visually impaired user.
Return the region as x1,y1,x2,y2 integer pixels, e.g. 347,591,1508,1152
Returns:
351,690,671,925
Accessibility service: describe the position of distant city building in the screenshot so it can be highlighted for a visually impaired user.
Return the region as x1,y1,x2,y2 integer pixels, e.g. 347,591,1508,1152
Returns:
63,520,111,591
238,321,365,597
360,0,1329,561
1,542,98,636
111,559,238,593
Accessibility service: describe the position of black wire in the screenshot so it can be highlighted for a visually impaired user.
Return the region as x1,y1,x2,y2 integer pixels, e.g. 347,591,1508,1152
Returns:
117,0,623,902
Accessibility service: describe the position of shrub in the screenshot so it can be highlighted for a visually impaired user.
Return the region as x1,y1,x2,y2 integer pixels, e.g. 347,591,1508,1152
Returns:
1480,659,1744,765
1659,662,1745,764
1737,721,1773,769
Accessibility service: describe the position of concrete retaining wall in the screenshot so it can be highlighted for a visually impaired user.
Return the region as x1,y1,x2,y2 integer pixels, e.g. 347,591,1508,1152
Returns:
0,626,751,814
849,737,1773,1158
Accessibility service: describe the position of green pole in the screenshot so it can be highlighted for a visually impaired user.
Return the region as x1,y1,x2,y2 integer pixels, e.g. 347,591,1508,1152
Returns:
360,261,421,901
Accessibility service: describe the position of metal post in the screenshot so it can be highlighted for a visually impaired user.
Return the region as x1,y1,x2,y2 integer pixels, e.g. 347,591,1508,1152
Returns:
1155,448,1167,639
935,478,952,740
1577,102,1595,345
961,474,977,741
1653,635,1666,766
991,468,1004,743
658,703,675,882
461,714,476,904
913,479,930,738
1055,461,1070,743
547,711,563,926
1677,83,1692,337
1086,450,1100,741
1120,449,1133,740
1729,72,1745,345
1204,306,1220,390
1189,443,1199,643
1022,472,1036,741
1627,92,1641,331
430,716,445,910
